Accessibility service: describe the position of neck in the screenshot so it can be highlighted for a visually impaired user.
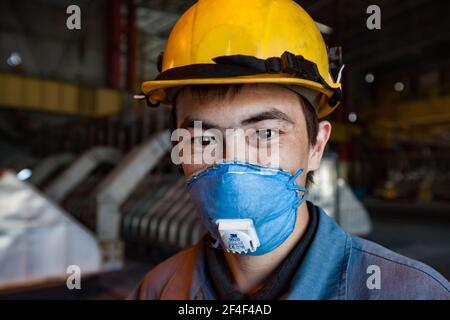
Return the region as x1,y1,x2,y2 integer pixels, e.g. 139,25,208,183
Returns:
223,202,310,295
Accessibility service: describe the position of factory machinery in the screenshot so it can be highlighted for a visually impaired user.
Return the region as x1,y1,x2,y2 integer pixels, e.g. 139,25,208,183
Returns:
0,129,371,291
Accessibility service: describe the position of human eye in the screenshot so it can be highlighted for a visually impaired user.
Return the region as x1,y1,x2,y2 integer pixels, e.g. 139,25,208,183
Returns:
256,129,278,140
192,135,217,147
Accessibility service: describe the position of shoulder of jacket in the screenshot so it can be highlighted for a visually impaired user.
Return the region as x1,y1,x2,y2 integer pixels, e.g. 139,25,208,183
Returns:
346,236,450,299
128,245,198,300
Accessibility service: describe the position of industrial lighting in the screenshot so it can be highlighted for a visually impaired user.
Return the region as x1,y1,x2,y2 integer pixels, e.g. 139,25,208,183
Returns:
16,168,32,181
394,82,405,92
6,52,22,67
365,73,375,83
348,112,357,123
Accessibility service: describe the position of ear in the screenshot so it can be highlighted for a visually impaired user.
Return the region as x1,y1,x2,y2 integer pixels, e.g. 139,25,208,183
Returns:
308,121,332,171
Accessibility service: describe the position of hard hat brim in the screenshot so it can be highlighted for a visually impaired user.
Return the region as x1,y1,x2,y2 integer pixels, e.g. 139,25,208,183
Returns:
142,74,341,118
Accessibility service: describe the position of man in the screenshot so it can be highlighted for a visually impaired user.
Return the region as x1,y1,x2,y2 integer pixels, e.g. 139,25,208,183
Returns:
131,0,450,299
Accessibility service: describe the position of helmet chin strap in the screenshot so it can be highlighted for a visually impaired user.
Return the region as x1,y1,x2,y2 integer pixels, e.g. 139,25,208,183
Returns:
336,64,346,84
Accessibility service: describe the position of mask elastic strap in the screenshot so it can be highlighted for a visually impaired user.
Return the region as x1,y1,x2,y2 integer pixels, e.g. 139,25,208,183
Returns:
287,168,304,188
287,168,307,206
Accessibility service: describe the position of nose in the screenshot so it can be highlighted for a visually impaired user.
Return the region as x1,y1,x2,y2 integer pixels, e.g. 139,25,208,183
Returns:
223,129,258,163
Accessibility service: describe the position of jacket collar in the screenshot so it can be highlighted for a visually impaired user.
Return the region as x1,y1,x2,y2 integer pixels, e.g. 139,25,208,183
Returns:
162,206,351,300
286,207,351,299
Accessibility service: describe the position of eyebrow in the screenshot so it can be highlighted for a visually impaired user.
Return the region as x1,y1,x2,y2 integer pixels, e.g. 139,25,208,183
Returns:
240,109,295,125
179,117,222,130
178,108,294,129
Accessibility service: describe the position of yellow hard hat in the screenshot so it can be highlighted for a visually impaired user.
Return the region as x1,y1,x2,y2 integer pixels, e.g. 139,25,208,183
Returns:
141,0,342,118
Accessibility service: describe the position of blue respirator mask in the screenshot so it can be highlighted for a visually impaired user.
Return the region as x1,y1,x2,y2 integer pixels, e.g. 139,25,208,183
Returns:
186,162,306,256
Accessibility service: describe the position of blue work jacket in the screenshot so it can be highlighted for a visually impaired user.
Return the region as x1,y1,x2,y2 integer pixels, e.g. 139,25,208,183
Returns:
130,206,450,300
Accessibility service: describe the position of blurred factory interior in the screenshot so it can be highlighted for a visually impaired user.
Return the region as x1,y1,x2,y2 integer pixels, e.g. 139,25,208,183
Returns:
0,0,449,299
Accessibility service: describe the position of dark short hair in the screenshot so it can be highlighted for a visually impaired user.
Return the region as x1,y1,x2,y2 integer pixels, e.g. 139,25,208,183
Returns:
171,84,319,189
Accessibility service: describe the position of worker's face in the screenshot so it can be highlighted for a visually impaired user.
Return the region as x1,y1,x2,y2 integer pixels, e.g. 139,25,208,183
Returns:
174,84,331,184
